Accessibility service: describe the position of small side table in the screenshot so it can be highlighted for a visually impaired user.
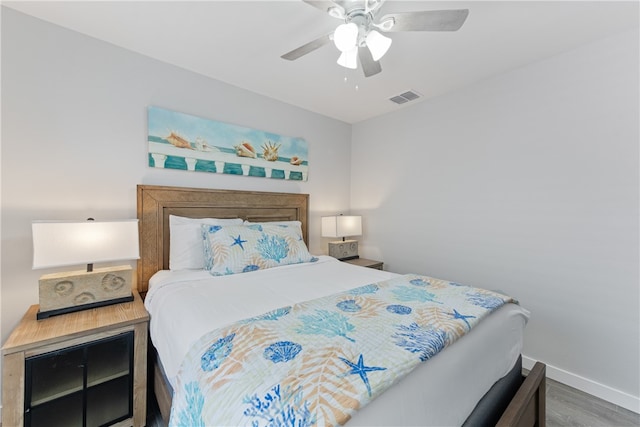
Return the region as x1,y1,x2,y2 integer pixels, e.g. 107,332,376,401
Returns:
1,291,149,427
343,258,384,270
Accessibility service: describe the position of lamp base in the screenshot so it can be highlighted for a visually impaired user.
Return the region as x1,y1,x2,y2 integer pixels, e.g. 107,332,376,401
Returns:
328,240,359,260
37,265,133,320
37,295,134,320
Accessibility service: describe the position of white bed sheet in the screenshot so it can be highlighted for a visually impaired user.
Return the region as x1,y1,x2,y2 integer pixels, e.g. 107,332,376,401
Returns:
145,256,529,426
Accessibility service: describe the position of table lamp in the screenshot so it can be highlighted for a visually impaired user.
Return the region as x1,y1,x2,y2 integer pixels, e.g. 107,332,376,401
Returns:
32,219,140,319
321,215,362,260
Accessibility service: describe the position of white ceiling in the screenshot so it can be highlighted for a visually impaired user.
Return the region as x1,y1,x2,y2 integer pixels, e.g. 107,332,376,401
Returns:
5,1,639,123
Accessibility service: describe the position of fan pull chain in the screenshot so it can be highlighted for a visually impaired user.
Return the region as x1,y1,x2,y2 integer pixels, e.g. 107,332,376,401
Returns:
343,76,360,91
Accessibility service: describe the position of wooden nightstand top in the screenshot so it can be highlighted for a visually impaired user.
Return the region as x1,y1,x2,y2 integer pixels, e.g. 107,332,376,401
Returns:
2,291,148,355
343,258,384,270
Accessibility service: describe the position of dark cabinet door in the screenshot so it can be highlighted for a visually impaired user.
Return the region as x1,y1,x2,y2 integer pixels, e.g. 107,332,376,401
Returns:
25,332,134,427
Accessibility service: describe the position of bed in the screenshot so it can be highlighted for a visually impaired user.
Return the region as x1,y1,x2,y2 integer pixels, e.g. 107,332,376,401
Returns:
136,184,546,426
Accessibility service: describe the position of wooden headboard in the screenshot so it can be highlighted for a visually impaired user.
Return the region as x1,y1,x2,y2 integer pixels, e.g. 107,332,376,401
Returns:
136,185,309,295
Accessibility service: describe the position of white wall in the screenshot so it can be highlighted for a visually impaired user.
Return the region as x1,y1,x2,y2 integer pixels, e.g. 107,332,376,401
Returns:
352,28,639,411
0,7,352,401
2,5,639,416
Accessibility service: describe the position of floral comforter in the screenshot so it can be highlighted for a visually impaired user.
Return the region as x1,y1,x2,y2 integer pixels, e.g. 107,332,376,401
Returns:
169,274,516,427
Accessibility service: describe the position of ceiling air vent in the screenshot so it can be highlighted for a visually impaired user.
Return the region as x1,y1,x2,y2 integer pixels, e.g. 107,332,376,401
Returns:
390,90,421,105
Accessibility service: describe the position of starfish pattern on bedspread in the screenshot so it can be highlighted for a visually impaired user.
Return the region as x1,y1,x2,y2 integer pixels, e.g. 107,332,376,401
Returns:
169,274,517,427
339,354,386,397
448,309,476,330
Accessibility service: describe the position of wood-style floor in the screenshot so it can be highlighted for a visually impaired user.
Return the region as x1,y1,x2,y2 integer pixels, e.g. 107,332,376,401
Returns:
146,377,640,427
546,379,639,426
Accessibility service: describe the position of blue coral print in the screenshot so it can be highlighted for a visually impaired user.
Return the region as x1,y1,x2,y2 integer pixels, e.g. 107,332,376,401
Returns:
243,384,316,427
170,274,515,426
393,323,447,362
336,299,361,313
201,333,235,371
172,382,205,427
297,309,356,342
243,265,260,273
349,284,379,295
243,307,292,323
257,233,289,262
264,341,303,363
466,291,504,310
392,286,442,304
386,304,412,315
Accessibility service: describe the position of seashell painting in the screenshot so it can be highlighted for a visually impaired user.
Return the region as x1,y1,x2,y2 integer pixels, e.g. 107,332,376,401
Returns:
234,141,257,158
194,137,214,152
166,131,194,149
148,106,308,180
261,141,281,162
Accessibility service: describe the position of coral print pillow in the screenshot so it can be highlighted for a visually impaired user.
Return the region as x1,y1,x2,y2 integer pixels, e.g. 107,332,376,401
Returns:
202,223,317,275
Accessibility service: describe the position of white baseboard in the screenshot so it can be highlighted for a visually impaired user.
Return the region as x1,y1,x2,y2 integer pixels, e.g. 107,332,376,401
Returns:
523,355,640,414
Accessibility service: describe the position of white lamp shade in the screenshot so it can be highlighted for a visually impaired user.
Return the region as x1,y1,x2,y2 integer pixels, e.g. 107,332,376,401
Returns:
32,220,140,269
366,30,392,61
337,47,358,69
321,215,362,238
333,23,359,52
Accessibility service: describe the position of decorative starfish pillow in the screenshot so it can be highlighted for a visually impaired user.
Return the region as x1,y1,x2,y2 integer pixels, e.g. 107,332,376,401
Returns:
202,223,317,275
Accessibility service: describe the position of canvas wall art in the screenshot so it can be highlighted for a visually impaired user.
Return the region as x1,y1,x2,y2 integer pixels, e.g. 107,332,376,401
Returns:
147,106,308,181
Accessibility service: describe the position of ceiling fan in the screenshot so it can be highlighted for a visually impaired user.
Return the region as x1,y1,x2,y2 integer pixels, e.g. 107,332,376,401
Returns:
282,0,469,78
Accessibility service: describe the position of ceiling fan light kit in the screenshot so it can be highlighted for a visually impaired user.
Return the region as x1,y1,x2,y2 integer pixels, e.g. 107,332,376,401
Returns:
333,22,359,52
337,47,358,69
365,30,392,61
282,1,469,78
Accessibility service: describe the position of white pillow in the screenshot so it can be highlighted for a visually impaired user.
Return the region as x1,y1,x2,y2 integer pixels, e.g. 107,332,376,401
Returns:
169,215,243,270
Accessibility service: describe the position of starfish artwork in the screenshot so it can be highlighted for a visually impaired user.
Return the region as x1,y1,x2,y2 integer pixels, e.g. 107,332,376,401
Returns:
339,354,386,397
448,309,476,330
231,234,248,250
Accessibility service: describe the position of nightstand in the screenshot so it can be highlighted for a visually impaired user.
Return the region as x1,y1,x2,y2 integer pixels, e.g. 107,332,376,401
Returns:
343,257,384,270
2,291,149,427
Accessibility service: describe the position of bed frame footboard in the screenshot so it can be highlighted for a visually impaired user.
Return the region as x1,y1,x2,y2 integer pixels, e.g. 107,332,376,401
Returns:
497,362,547,427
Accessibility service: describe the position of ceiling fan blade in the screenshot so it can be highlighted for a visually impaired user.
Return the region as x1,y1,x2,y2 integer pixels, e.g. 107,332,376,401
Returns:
302,0,345,19
281,33,333,61
379,9,469,32
364,0,386,15
358,47,382,78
